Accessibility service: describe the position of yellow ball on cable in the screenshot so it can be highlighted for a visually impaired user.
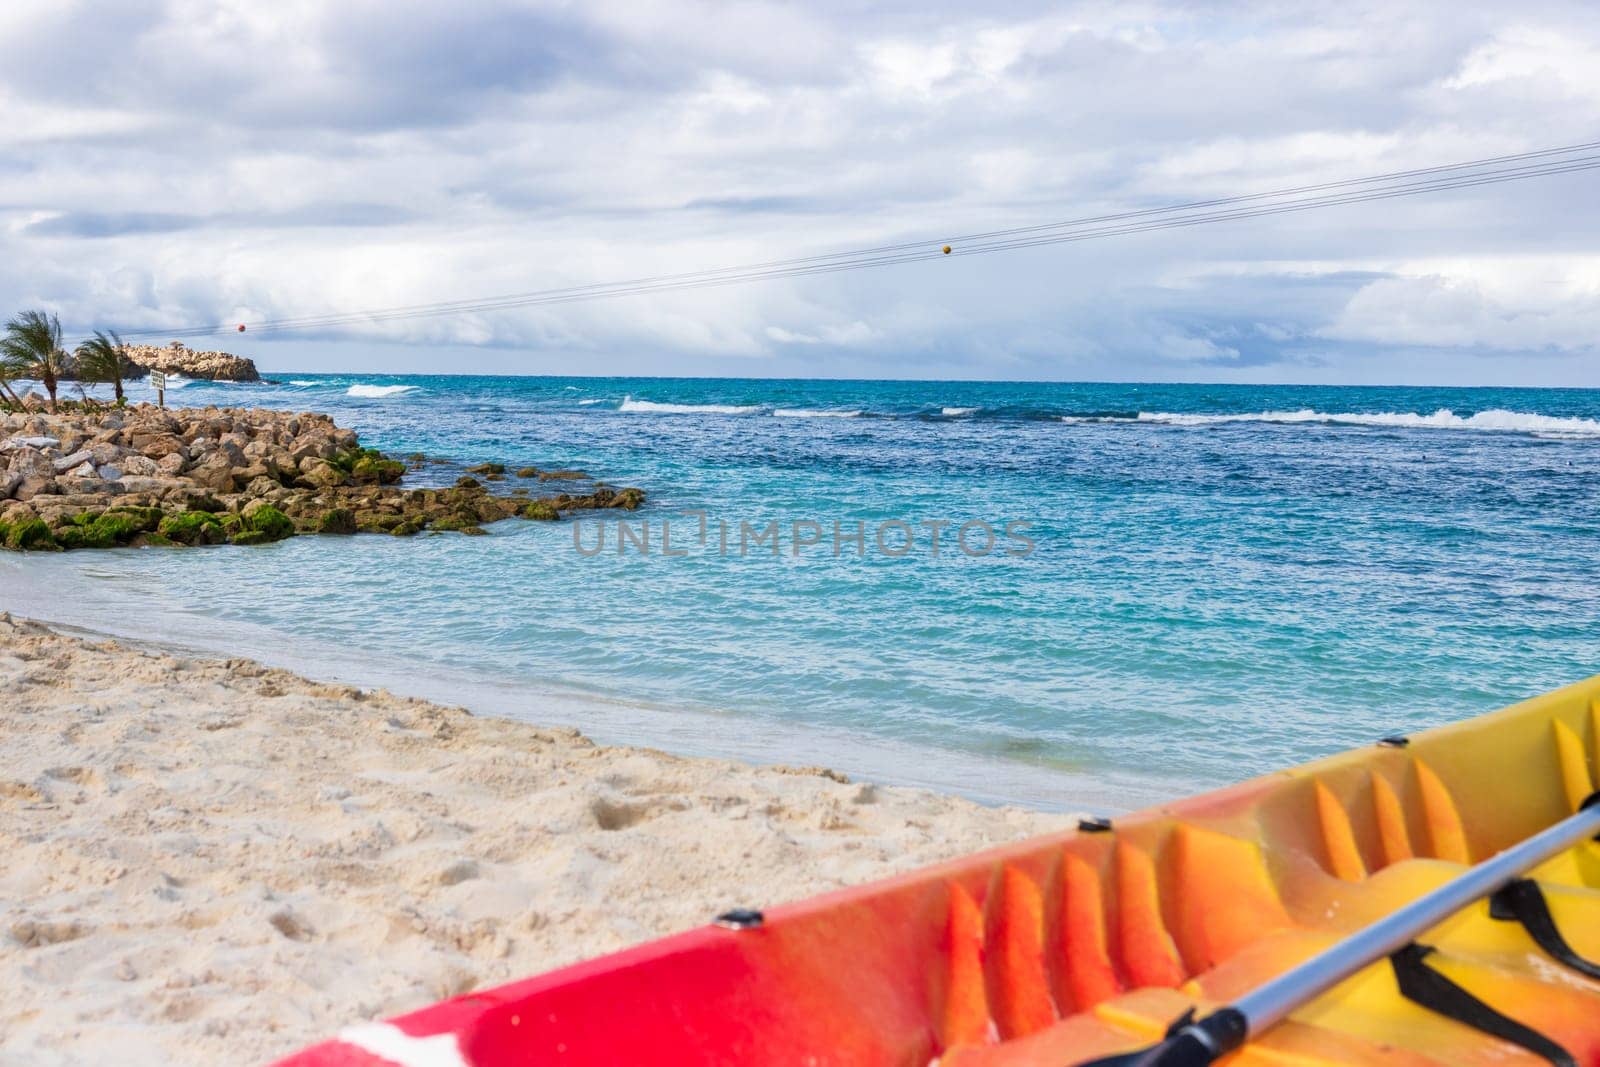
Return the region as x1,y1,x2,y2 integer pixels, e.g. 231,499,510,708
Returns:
941,245,951,254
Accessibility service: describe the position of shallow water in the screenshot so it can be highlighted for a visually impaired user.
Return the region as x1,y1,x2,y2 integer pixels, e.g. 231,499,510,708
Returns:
5,375,1599,810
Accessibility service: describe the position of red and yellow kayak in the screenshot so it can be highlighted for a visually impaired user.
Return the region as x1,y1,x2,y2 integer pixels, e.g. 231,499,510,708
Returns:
274,677,1600,1066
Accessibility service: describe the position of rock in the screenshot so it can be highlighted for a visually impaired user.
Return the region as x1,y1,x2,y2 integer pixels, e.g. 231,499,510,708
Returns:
115,476,179,495
538,469,590,481
157,511,226,546
118,454,160,477
114,341,260,383
6,448,53,480
349,453,404,485
0,405,643,552
2,436,59,451
243,475,282,498
13,476,59,501
300,459,346,488
128,432,187,459
187,454,236,492
466,463,506,476
317,508,357,535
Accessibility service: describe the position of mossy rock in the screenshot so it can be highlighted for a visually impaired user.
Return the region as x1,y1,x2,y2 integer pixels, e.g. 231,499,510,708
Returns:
515,466,540,478
185,495,225,513
240,505,295,542
228,529,274,546
159,511,226,546
454,475,482,489
356,510,403,533
466,462,506,476
5,518,59,551
522,500,560,521
55,512,139,550
390,517,426,537
613,487,645,511
318,508,357,535
459,526,488,536
105,505,164,533
429,514,476,532
351,455,406,485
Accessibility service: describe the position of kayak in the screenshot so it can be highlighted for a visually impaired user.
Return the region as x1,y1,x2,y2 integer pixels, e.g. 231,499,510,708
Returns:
273,677,1600,1066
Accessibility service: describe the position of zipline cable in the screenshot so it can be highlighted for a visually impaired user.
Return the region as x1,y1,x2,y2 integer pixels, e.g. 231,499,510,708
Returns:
106,141,1600,341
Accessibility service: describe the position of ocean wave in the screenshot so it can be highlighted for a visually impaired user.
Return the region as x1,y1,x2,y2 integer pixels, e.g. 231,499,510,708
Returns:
772,408,864,418
288,380,320,387
577,398,607,406
347,384,419,398
619,396,762,415
1057,407,1600,436
941,406,979,417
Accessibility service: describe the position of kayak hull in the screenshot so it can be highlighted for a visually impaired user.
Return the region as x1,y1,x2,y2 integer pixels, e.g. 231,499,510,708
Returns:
275,677,1600,1066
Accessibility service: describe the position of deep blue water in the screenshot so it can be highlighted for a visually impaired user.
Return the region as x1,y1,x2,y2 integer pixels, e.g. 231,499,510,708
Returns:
5,374,1599,809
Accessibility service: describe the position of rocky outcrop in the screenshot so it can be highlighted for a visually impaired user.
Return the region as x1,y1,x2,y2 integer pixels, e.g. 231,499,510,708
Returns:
121,342,260,382
0,405,645,551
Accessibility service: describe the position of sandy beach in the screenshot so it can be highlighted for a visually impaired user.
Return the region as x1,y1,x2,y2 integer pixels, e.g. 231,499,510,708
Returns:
0,613,1067,1066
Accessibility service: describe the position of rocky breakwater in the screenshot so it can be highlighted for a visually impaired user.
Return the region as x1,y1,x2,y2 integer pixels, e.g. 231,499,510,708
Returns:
0,406,644,551
121,341,260,382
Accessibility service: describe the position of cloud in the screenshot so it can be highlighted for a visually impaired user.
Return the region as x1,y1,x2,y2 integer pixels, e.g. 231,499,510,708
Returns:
0,0,1598,383
1324,259,1600,351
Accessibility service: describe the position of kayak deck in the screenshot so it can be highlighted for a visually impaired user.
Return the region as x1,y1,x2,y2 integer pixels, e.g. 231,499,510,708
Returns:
274,678,1600,1066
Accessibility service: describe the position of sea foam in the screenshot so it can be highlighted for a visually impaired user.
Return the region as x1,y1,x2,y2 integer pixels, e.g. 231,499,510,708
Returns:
773,408,863,418
1060,408,1600,437
347,384,419,398
620,396,762,415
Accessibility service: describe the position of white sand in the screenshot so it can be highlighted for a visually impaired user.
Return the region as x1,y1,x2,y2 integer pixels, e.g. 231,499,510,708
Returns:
0,614,1067,1065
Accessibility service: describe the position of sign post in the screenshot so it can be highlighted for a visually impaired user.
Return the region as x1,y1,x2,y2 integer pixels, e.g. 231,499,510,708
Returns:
150,370,166,409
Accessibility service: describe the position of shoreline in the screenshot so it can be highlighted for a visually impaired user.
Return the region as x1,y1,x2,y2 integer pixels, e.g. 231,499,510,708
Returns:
0,613,1072,1066
0,553,1164,813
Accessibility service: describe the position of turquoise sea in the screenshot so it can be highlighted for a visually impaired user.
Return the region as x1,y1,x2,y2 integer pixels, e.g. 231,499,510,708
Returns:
5,375,1599,811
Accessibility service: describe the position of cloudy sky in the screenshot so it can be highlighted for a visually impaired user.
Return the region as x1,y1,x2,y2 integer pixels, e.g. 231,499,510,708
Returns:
2,0,1599,384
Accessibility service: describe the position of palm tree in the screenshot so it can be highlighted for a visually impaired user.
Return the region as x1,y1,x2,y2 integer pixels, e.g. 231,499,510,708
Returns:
74,329,130,405
0,309,67,412
0,359,21,407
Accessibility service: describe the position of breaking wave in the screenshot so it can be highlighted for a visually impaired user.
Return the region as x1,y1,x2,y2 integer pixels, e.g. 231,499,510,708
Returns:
1060,408,1600,438
619,396,762,415
347,384,419,398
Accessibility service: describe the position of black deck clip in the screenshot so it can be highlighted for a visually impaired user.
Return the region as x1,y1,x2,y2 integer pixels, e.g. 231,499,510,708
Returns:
1377,734,1410,748
1077,816,1114,833
713,908,764,930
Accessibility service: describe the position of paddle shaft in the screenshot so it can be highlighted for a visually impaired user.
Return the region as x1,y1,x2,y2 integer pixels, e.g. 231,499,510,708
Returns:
1233,801,1600,1035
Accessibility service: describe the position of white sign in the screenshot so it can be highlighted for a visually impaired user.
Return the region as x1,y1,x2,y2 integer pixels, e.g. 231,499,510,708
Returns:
149,370,166,390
